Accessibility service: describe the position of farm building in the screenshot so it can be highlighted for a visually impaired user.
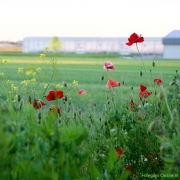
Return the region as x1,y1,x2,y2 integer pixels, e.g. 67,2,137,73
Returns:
162,30,180,59
22,37,163,55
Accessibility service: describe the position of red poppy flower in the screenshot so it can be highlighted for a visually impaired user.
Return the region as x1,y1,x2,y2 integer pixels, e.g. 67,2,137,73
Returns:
49,106,61,115
103,61,115,70
106,78,119,89
126,33,144,46
46,90,64,101
126,165,133,171
115,148,123,156
78,89,88,94
153,78,163,85
139,84,151,98
30,100,46,109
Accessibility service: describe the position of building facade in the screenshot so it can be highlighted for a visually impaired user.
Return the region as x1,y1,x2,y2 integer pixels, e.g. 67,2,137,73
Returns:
22,37,163,55
162,30,180,59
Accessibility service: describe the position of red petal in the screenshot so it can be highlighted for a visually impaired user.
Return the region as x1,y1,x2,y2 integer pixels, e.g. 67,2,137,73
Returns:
115,148,123,156
106,78,119,88
103,61,115,70
153,78,163,85
78,89,88,94
140,84,147,92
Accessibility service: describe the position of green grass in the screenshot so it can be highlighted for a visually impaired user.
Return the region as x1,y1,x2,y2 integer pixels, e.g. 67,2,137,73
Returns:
0,53,179,112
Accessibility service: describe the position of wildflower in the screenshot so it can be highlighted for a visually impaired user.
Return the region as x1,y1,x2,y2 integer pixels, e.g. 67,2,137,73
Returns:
56,84,63,89
49,106,61,115
26,70,33,75
46,90,64,101
11,84,18,91
126,33,144,46
40,54,45,59
139,84,151,99
44,84,48,89
115,148,123,156
21,80,30,86
30,99,46,109
32,72,36,76
0,72,4,76
106,78,119,89
36,68,41,72
6,80,11,85
44,47,49,52
31,78,36,83
103,61,115,70
73,80,78,86
130,100,136,111
1,59,8,64
18,68,23,73
153,78,163,85
78,89,88,94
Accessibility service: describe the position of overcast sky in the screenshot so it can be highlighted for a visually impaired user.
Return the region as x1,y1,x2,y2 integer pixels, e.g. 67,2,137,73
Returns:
0,0,179,41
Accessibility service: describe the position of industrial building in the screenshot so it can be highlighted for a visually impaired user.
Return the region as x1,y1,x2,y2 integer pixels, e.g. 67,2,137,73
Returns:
22,37,163,55
162,30,180,59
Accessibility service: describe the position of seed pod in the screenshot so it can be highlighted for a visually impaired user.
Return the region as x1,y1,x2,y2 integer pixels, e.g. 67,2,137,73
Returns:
63,81,67,87
140,71,143,77
148,121,156,132
28,95,31,102
18,95,21,102
152,61,155,67
101,75,104,81
64,96,67,102
78,109,81,115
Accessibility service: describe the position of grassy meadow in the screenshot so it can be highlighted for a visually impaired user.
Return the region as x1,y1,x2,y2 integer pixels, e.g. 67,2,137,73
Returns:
1,52,179,113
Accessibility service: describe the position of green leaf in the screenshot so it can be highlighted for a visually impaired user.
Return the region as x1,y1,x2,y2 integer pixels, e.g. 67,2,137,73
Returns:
115,171,130,180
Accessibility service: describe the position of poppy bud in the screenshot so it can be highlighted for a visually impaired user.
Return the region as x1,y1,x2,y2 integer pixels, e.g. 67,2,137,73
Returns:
122,80,125,85
64,96,67,102
78,109,81,115
152,61,155,67
131,87,133,90
18,95,21,102
38,112,41,120
148,121,156,132
68,100,71,105
169,81,175,86
99,117,101,121
63,81,67,87
150,69,152,73
28,95,31,103
101,75,104,81
107,101,110,104
106,95,109,100
140,71,143,77
176,70,178,74
118,82,120,87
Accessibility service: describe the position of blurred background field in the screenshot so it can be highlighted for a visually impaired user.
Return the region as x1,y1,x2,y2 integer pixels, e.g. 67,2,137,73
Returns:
0,52,179,113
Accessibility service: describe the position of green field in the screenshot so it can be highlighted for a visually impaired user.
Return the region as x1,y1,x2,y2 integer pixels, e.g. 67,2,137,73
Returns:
1,52,179,113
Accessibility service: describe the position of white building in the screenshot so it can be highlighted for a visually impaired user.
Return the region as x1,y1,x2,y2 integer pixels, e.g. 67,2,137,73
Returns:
162,30,180,59
22,37,163,55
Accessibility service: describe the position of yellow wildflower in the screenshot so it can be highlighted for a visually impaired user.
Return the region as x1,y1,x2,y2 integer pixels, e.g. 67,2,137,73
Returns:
21,80,30,86
73,80,78,86
2,59,8,64
44,84,48,89
31,78,36,83
6,80,11,85
32,72,36,76
44,47,49,53
18,68,23,74
11,84,18,91
36,68,41,72
0,72,4,76
56,84,63,89
40,54,45,59
26,70,33,75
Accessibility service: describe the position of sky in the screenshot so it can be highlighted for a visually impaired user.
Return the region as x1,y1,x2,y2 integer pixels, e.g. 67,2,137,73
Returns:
0,0,180,41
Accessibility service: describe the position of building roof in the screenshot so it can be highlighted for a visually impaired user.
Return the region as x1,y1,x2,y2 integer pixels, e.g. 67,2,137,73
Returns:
162,30,180,45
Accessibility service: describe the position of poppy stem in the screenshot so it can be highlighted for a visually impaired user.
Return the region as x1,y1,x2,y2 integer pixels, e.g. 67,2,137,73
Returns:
136,43,147,74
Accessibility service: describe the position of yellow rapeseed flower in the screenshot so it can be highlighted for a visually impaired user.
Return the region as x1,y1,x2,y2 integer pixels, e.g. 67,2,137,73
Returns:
32,72,36,76
56,84,63,89
6,80,11,85
21,80,30,86
18,68,23,74
2,59,8,64
0,72,4,76
40,54,45,59
31,78,36,83
44,84,48,89
73,80,78,86
36,68,41,72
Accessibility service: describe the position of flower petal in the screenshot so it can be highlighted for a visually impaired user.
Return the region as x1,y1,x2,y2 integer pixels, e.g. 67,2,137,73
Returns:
78,89,88,94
